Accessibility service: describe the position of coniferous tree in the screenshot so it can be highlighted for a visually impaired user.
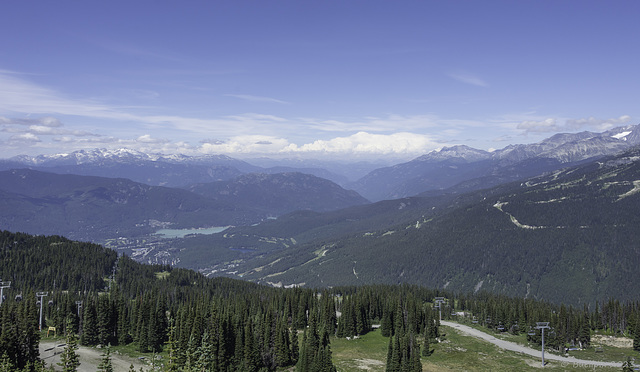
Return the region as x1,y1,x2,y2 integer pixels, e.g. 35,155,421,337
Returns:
80,299,98,346
634,318,640,352
243,323,260,372
97,294,114,346
290,326,299,366
0,353,14,372
58,318,80,372
385,336,394,372
116,294,131,346
381,304,393,337
97,344,114,372
163,319,179,372
422,328,432,357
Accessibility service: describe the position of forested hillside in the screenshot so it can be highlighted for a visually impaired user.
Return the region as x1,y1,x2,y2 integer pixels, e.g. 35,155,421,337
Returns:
186,172,369,215
1,230,640,371
231,147,640,306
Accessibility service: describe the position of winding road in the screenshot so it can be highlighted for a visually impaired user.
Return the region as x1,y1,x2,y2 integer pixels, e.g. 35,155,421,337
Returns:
441,321,623,369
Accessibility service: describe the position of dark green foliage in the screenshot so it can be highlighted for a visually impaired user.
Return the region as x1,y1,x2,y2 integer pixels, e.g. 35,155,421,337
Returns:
80,299,98,346
634,318,640,352
97,345,113,372
58,318,80,372
0,292,40,369
296,312,336,372
6,230,640,371
421,328,432,357
623,356,634,372
0,231,116,293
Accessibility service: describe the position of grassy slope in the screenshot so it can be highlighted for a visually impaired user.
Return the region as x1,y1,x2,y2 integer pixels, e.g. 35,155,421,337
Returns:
331,325,628,372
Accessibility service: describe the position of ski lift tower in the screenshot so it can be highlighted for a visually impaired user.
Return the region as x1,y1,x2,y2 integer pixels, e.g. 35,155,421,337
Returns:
0,281,10,306
36,292,48,331
536,322,551,367
434,297,446,322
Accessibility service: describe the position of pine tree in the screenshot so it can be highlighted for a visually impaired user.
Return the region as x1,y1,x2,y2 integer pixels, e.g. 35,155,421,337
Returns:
116,295,130,346
381,305,393,337
0,353,15,372
422,329,431,357
58,318,81,372
80,299,98,346
194,330,216,371
634,318,640,352
163,319,179,371
290,326,299,365
97,294,113,346
97,344,114,372
385,335,394,372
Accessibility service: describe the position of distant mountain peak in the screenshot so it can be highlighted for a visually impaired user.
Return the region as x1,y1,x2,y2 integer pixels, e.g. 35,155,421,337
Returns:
416,145,491,162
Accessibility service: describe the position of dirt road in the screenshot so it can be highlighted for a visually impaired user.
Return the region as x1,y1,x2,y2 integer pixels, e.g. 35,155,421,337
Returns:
441,321,622,368
39,341,148,372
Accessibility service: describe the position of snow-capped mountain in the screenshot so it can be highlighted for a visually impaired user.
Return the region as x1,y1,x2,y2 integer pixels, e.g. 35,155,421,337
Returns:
1,148,360,187
1,148,260,187
413,145,492,162
2,124,640,199
351,124,640,201
12,148,251,168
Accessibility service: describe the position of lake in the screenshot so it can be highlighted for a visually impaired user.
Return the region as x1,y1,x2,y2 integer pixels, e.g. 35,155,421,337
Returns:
154,226,230,238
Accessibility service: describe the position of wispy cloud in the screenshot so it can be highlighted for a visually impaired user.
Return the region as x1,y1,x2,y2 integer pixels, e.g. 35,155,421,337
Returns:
196,131,441,158
300,114,442,133
565,115,631,131
447,71,489,87
516,115,631,134
224,94,291,105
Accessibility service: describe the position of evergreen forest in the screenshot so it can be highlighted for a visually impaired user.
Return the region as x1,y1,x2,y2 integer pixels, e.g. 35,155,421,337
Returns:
2,230,640,371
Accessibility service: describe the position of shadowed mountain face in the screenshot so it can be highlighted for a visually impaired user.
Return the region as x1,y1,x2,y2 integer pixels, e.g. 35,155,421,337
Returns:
186,172,369,215
0,168,368,242
194,147,640,306
0,169,255,241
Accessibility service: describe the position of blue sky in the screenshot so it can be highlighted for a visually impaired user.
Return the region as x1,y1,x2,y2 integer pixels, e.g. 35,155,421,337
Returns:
0,1,638,160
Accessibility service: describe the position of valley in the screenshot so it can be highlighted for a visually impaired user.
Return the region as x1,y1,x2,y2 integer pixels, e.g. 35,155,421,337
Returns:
4,125,640,305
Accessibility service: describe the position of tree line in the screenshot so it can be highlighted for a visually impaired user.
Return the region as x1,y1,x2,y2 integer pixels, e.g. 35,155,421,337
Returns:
2,230,640,371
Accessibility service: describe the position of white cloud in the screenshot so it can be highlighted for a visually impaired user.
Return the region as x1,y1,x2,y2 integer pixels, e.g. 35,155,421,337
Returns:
516,115,632,134
282,132,439,156
199,135,291,154
517,118,558,133
301,114,441,133
565,115,631,131
224,94,290,105
0,116,63,127
196,132,439,158
136,134,169,144
10,133,40,142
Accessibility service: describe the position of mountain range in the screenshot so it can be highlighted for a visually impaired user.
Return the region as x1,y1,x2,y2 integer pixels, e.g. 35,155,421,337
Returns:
190,145,640,305
2,124,640,305
0,169,367,241
350,125,640,201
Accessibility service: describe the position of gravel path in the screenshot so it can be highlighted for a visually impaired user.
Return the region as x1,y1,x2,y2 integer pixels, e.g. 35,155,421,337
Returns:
39,341,148,372
441,321,623,368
